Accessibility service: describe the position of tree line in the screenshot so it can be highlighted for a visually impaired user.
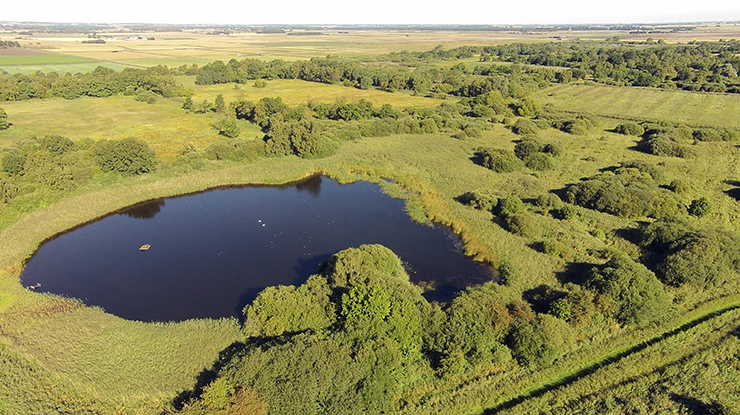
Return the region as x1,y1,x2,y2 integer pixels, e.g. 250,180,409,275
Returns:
0,65,187,101
476,39,740,93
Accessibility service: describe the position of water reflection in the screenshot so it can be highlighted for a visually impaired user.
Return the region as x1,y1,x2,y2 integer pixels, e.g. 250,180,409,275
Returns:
120,200,166,220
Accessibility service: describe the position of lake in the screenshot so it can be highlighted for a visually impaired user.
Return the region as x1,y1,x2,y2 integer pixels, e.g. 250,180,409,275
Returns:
21,175,495,321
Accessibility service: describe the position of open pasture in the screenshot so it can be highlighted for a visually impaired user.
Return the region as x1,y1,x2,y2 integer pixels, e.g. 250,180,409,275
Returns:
536,83,740,129
0,96,243,159
0,79,442,159
184,77,446,107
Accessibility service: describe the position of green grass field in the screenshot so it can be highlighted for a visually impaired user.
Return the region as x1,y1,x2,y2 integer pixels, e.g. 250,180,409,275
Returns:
184,77,446,108
0,79,443,160
0,53,133,74
0,95,238,159
536,83,740,129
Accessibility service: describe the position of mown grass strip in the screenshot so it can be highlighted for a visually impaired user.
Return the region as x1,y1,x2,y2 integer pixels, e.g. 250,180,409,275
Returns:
482,294,740,414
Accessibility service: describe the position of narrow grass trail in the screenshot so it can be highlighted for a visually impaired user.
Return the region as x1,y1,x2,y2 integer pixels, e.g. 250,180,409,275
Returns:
482,297,740,414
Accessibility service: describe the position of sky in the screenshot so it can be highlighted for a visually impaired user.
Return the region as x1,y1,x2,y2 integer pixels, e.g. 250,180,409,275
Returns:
2,0,739,25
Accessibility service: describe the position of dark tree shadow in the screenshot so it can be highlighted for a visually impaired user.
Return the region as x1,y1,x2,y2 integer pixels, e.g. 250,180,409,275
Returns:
670,393,726,415
522,284,567,314
613,222,649,245
470,150,486,167
598,165,619,173
293,253,333,285
554,262,595,285
120,200,165,219
731,325,740,339
550,185,571,201
725,188,740,201
295,174,323,197
172,340,247,410
421,284,459,303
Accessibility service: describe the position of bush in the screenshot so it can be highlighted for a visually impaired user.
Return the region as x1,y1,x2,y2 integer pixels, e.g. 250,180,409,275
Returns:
514,137,544,160
38,136,75,155
0,177,18,204
479,148,523,173
557,205,578,220
0,106,8,130
505,213,538,237
134,90,157,104
659,230,740,287
692,128,722,142
1,152,26,176
524,153,554,171
541,238,568,258
639,124,694,158
497,195,525,217
507,318,559,368
566,168,682,218
614,122,644,136
536,193,563,210
543,142,563,157
512,118,539,136
92,138,156,175
459,189,499,211
563,119,588,135
587,254,668,325
688,197,712,217
668,179,690,195
619,160,661,181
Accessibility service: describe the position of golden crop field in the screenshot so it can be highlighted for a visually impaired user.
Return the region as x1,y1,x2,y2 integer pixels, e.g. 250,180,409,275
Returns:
2,23,740,74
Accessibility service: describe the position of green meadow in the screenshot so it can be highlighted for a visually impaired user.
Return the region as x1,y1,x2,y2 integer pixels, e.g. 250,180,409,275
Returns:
536,83,740,129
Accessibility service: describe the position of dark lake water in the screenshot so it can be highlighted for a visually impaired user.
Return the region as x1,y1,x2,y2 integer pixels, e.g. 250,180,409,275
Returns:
21,175,495,322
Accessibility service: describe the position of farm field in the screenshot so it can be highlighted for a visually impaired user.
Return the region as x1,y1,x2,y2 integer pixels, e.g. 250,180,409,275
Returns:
2,22,740,73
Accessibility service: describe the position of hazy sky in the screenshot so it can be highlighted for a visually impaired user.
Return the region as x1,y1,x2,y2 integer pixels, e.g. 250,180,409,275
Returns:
3,0,739,25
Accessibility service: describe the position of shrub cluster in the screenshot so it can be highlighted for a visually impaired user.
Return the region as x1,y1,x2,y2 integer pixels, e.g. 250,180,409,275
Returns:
566,165,682,218
640,218,740,287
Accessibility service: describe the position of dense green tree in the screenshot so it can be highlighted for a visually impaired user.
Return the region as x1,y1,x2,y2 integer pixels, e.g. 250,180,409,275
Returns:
182,95,194,111
586,254,668,325
507,317,559,367
243,276,335,337
214,116,240,138
0,106,8,129
614,122,645,136
512,118,539,136
92,137,156,175
688,197,712,217
214,94,226,113
497,195,525,217
514,137,544,160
